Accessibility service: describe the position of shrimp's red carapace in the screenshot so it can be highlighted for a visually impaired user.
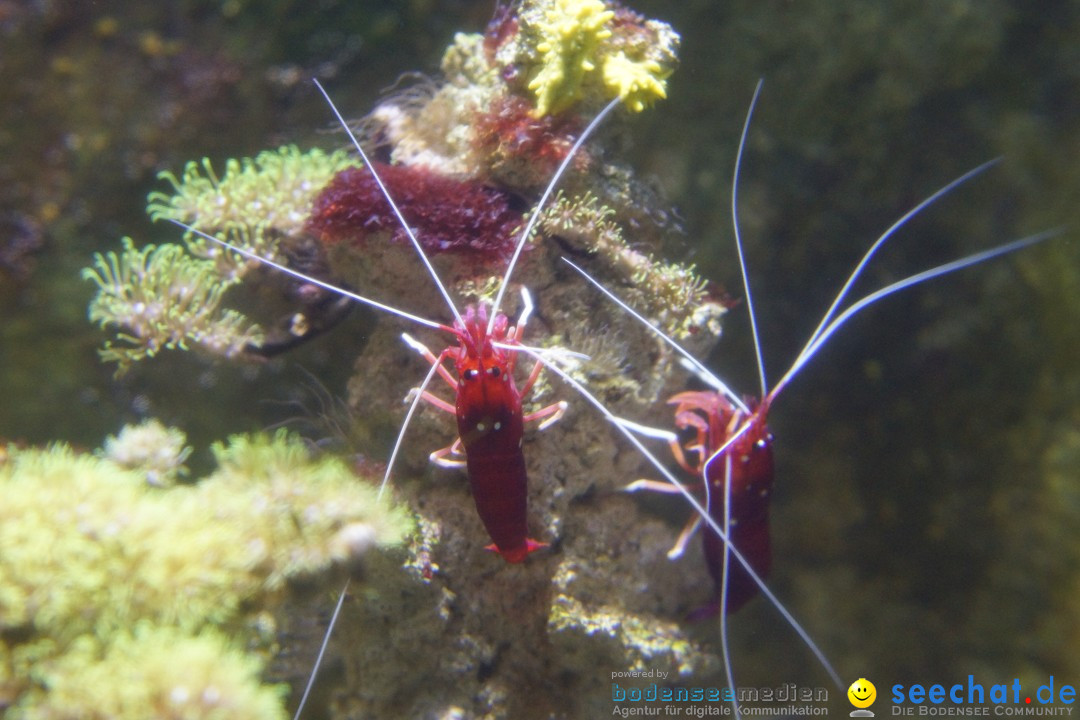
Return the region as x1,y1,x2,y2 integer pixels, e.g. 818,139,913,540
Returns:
409,300,554,564
666,391,774,618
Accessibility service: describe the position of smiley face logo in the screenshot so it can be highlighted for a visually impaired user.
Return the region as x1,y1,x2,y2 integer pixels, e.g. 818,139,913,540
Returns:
848,678,877,709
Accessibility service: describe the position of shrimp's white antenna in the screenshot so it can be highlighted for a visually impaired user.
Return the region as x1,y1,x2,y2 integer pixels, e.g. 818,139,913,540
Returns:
166,219,444,330
288,340,449,720
771,228,1059,397
487,96,623,333
381,335,449,500
731,79,769,399
513,345,846,695
313,79,465,330
720,82,767,702
716,452,740,718
560,257,749,415
798,158,1002,361
291,579,349,720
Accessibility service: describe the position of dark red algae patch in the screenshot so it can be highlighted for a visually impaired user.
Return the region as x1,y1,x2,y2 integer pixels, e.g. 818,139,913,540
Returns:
482,2,519,63
473,95,581,180
305,163,525,262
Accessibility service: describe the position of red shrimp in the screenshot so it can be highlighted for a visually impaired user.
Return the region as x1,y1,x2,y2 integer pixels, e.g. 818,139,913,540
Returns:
452,305,540,562
664,391,774,617
402,300,561,562
306,83,618,564
170,83,624,719
174,85,619,564
559,80,1056,701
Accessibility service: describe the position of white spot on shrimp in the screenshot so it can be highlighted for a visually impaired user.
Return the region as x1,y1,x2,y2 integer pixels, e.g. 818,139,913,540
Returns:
493,421,501,430
477,422,486,432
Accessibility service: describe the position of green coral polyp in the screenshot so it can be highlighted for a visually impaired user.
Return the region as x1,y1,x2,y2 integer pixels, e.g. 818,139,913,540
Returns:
0,429,412,717
83,237,263,372
86,146,361,369
147,145,358,236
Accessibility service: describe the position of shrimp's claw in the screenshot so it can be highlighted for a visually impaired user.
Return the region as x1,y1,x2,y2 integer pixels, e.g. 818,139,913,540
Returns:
486,538,548,563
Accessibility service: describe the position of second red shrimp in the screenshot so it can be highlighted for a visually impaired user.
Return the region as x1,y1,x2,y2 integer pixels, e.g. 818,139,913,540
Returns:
565,81,1056,710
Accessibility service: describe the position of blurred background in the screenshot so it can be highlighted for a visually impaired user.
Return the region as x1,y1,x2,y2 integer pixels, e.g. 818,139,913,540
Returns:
1,0,1076,693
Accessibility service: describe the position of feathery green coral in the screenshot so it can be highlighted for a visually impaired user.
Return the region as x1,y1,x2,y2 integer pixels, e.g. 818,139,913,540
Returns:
536,191,722,340
0,427,412,717
147,145,357,237
83,237,263,372
85,147,359,370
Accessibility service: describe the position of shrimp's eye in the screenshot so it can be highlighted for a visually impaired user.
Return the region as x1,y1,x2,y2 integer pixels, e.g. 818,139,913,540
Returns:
488,367,501,378
463,369,479,380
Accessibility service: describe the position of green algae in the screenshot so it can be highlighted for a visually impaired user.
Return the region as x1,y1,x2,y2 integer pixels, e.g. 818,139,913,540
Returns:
146,146,358,239
84,146,359,371
0,427,412,717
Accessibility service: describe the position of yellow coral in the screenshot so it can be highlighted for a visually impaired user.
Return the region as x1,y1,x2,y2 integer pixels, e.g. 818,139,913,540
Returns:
602,50,669,113
527,0,615,116
522,0,676,115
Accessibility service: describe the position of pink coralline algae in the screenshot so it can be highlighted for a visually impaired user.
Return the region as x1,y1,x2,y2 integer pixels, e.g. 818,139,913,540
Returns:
482,3,519,64
473,95,583,183
305,163,525,262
